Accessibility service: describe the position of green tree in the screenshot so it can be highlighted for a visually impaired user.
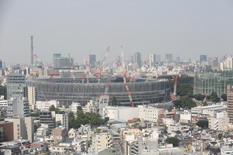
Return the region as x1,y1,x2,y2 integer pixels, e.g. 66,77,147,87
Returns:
218,134,223,140
196,120,208,129
111,96,119,106
173,96,196,109
194,94,205,100
165,137,180,147
49,105,59,111
221,94,227,101
203,101,208,106
177,83,193,97
77,106,83,111
30,112,40,117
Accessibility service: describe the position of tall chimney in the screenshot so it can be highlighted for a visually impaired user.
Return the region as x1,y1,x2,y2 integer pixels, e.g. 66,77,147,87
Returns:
31,36,33,65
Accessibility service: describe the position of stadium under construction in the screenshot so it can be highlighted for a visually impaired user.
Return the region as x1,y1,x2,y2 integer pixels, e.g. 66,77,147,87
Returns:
27,76,170,107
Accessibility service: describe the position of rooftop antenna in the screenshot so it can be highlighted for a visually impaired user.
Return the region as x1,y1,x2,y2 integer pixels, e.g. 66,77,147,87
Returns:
31,36,33,65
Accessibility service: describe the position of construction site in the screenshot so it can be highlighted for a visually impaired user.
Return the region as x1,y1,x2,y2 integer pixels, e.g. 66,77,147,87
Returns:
193,71,233,96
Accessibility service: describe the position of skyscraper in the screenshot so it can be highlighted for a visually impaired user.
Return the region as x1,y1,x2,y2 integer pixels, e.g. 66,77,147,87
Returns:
227,85,233,123
134,52,141,67
200,55,207,63
89,55,96,66
53,53,61,67
148,54,156,67
128,55,134,64
156,55,161,63
176,57,180,63
165,54,173,63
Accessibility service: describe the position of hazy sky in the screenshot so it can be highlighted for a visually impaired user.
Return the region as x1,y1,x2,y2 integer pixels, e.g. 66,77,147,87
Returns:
0,0,233,64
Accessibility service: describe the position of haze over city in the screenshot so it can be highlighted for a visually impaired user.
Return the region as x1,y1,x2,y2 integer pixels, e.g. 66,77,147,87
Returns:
0,0,233,64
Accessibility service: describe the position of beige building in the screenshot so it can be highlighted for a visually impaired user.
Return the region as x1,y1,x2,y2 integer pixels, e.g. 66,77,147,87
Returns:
26,86,37,110
89,132,113,153
5,117,34,142
227,85,233,123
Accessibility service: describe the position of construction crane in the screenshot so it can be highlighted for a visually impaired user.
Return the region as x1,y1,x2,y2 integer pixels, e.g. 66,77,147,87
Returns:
196,94,208,120
172,61,183,101
92,46,110,83
34,55,58,83
120,46,134,107
129,60,149,81
68,53,76,83
104,80,111,95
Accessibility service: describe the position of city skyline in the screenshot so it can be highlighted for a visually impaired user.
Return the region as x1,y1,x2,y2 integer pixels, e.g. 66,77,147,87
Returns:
0,0,232,64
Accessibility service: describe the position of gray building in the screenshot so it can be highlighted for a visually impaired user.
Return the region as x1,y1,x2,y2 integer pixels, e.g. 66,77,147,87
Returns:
200,55,207,63
39,111,55,132
156,54,161,63
148,54,156,67
165,53,173,63
128,55,134,64
54,57,73,69
53,53,61,67
7,74,26,100
134,52,141,67
89,55,96,66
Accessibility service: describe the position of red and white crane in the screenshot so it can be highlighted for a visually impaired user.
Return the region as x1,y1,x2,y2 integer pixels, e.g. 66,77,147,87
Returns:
104,80,111,95
68,53,76,83
196,93,208,120
92,46,110,83
34,55,58,83
172,61,183,101
120,46,134,107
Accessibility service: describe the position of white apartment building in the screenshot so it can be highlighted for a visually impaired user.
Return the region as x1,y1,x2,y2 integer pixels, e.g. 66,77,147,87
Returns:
163,118,175,126
5,117,34,142
55,111,69,129
36,100,59,111
103,106,139,121
89,132,113,153
209,111,229,131
7,97,30,118
225,57,233,70
138,105,162,123
149,54,156,68
180,110,192,123
191,105,227,117
69,102,81,113
0,95,7,107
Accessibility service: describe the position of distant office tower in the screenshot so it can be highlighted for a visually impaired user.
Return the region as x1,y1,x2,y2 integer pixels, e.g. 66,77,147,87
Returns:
54,57,73,69
156,55,161,63
200,55,207,63
225,57,233,70
176,57,180,63
7,74,26,100
53,53,61,67
165,54,173,63
149,54,156,67
227,85,233,123
134,52,141,67
211,57,219,69
128,55,134,64
89,55,96,66
31,36,33,65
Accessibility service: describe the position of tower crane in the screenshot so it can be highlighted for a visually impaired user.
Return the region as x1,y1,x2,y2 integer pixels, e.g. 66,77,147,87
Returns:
68,53,76,83
104,80,111,95
196,93,208,120
172,61,183,101
34,55,58,83
119,46,134,107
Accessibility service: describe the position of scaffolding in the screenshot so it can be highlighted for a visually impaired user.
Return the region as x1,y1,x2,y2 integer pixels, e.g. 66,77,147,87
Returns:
27,78,170,107
194,71,233,96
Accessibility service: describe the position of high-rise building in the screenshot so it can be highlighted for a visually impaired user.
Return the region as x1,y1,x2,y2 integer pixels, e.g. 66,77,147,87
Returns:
25,86,38,110
7,74,26,100
200,55,207,63
227,85,233,123
0,121,14,142
165,54,173,63
0,59,2,69
156,55,161,63
54,56,73,69
55,111,68,129
128,55,134,64
176,57,180,63
134,52,141,67
53,53,61,67
39,111,56,131
89,55,96,66
148,54,156,67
